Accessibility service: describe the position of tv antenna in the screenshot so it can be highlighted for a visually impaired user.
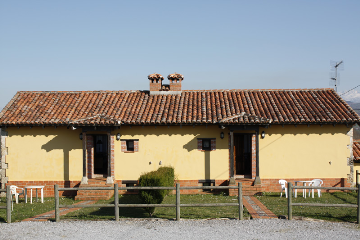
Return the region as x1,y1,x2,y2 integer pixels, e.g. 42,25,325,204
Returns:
330,60,344,92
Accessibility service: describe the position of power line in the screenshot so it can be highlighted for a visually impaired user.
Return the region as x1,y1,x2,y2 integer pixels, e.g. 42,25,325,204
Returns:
340,84,360,96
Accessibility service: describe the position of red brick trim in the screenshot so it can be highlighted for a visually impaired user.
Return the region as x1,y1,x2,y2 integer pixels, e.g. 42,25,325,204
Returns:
110,135,114,177
86,135,94,179
251,134,256,179
121,140,139,152
197,138,216,151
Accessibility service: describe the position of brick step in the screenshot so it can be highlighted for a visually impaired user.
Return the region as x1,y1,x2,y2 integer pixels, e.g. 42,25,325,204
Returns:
74,179,114,200
75,191,113,200
76,191,113,196
75,195,112,201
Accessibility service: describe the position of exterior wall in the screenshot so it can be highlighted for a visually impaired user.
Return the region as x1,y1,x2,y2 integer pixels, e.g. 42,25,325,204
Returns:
354,163,360,185
258,125,351,181
113,125,229,181
0,129,8,195
3,123,355,195
5,127,83,181
86,135,94,179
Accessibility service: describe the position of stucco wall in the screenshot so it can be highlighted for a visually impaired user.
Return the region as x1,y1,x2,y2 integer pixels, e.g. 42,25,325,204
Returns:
3,124,353,183
113,125,229,180
6,127,83,181
258,125,351,179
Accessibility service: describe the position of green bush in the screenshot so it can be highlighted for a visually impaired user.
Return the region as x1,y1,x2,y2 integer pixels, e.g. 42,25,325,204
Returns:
138,167,175,216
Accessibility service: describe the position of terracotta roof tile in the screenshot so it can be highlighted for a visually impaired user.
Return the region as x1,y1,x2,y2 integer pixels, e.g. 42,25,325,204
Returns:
354,142,360,161
0,89,359,126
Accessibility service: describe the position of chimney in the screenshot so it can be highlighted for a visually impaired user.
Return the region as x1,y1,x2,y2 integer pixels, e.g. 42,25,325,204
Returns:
168,72,184,91
148,73,164,92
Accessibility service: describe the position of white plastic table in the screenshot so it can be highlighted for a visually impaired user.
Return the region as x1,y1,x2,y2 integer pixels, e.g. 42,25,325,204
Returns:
24,186,44,204
294,181,312,198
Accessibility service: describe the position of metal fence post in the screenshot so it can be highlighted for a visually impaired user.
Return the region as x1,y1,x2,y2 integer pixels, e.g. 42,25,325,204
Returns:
288,182,292,220
114,183,119,221
6,185,11,223
54,184,60,222
238,182,243,220
176,183,180,221
357,186,360,225
357,170,359,188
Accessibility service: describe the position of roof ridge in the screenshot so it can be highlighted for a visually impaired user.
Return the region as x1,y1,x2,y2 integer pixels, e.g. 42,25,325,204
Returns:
15,88,335,94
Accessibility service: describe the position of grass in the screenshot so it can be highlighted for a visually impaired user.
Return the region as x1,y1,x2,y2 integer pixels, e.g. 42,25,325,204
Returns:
257,191,359,223
2,191,357,223
64,192,249,220
0,197,77,222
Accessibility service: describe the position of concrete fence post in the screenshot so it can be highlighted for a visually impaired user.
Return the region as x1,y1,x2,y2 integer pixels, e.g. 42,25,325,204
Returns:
238,182,243,220
6,185,11,223
114,183,119,221
176,183,180,221
54,184,60,222
288,182,292,220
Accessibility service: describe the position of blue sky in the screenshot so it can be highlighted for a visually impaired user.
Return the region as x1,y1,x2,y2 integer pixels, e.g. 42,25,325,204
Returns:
1,1,360,109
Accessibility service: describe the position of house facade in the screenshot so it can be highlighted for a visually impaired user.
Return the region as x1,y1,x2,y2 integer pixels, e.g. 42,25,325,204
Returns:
0,73,359,197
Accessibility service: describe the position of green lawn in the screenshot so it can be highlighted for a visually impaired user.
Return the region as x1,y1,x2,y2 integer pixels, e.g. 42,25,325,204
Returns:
64,193,249,220
1,191,357,223
256,191,359,223
0,197,77,222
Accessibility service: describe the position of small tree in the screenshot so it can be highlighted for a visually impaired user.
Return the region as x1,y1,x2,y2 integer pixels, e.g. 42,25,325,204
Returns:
138,167,175,216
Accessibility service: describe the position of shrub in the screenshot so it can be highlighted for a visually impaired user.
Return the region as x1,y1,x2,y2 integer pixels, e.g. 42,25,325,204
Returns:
138,167,175,216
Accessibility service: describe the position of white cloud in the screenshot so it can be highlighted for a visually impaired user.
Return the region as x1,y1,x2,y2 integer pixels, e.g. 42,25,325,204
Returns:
341,90,360,103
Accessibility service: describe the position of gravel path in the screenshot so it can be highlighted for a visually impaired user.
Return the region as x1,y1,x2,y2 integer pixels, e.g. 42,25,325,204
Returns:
0,219,359,240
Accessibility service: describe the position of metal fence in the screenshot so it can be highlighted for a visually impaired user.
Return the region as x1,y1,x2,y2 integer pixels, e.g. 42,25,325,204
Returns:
54,183,243,222
287,183,360,224
357,170,360,187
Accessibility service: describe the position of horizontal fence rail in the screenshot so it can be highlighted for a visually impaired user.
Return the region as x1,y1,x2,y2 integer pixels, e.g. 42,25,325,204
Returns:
287,182,360,224
54,183,243,222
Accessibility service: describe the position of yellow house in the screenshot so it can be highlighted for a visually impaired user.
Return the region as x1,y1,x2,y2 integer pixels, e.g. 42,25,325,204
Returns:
0,73,359,198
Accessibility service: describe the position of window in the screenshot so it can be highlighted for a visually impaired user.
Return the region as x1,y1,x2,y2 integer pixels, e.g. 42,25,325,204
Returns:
199,179,215,192
197,138,216,151
121,139,139,152
126,140,134,151
122,180,138,192
202,139,211,151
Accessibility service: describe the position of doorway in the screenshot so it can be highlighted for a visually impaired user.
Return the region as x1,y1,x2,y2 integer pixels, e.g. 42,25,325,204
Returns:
234,134,252,177
93,135,108,177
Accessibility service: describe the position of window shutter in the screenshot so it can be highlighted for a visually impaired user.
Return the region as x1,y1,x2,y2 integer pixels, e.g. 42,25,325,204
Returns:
134,140,139,152
211,139,216,151
121,140,126,152
197,139,202,151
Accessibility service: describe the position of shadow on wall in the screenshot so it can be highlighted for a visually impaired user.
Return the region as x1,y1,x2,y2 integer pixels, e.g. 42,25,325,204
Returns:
42,135,82,181
183,136,227,180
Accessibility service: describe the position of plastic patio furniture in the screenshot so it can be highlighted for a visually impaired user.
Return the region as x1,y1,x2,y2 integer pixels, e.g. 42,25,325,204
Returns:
279,179,288,198
10,185,24,210
310,179,323,198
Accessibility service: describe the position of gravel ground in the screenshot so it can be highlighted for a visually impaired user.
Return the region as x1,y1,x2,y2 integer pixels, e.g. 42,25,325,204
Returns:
0,219,359,240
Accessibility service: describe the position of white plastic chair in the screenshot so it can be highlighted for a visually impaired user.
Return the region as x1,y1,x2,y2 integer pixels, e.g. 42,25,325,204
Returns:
310,179,323,198
279,179,288,198
10,185,24,210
